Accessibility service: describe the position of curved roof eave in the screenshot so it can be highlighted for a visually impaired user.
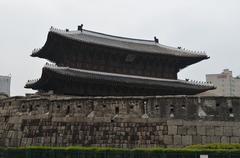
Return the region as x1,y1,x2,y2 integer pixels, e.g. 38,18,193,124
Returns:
25,64,215,91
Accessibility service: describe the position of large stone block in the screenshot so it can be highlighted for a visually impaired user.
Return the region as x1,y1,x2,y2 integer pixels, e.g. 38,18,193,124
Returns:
214,126,224,136
163,135,173,145
197,126,206,135
26,138,32,146
223,127,232,136
192,135,202,144
173,135,182,145
167,120,183,126
232,127,240,137
206,126,215,136
187,126,197,135
202,136,211,144
221,136,230,144
182,135,192,145
210,136,221,143
177,126,187,135
230,137,239,144
168,126,178,135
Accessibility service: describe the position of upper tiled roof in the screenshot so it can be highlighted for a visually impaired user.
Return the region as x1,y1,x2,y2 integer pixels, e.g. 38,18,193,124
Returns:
32,27,209,59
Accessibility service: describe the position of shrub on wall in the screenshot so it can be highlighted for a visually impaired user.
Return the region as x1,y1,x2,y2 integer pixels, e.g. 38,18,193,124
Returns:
1,145,240,158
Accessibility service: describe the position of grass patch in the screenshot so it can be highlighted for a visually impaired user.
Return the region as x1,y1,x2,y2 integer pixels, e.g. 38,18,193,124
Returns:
1,144,240,158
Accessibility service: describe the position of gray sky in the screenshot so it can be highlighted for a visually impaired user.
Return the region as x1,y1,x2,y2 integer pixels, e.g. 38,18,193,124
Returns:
0,0,240,96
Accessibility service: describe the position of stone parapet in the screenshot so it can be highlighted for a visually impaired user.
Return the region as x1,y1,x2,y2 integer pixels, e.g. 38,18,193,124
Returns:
0,95,240,148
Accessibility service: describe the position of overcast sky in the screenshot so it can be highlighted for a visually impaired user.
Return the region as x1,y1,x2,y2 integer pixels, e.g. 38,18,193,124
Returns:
0,0,240,96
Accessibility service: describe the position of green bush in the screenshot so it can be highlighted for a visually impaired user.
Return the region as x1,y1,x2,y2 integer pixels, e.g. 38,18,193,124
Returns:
186,143,240,149
1,145,240,158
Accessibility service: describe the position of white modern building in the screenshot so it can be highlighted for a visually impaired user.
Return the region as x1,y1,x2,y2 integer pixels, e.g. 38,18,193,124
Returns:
206,69,240,96
0,75,11,97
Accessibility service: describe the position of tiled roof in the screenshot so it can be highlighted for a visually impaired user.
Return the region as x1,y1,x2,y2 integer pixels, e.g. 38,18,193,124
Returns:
32,27,208,58
25,63,215,92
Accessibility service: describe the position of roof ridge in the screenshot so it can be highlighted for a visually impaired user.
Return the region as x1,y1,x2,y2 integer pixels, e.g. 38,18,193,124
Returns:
50,26,154,43
83,29,155,43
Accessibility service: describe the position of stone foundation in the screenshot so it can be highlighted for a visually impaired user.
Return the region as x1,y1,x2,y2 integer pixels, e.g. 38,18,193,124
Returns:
0,95,240,148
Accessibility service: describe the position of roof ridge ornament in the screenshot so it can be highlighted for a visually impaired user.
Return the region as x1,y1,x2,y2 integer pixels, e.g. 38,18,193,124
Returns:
45,62,56,67
50,26,58,32
31,48,42,56
26,78,39,85
50,26,66,33
181,47,207,56
154,36,159,43
78,24,83,32
184,79,214,87
32,48,41,54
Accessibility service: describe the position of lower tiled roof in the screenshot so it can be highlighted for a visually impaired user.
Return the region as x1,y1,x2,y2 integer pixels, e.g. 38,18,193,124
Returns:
25,64,215,96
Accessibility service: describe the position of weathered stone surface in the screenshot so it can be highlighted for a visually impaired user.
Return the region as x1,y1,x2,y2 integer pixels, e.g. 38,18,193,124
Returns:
163,135,173,145
192,135,201,144
221,136,230,144
230,137,239,144
202,136,211,144
173,135,182,145
210,136,221,143
187,126,197,135
223,127,232,136
177,126,187,135
1,95,240,148
232,127,240,137
182,135,192,145
206,126,215,136
197,126,206,135
168,126,178,135
215,126,224,136
167,120,183,126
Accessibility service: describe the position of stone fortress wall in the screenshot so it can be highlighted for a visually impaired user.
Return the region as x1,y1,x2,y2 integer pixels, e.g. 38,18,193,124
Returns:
0,95,240,148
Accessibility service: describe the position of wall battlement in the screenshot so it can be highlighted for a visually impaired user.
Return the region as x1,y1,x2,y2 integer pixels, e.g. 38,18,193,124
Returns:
0,95,240,148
